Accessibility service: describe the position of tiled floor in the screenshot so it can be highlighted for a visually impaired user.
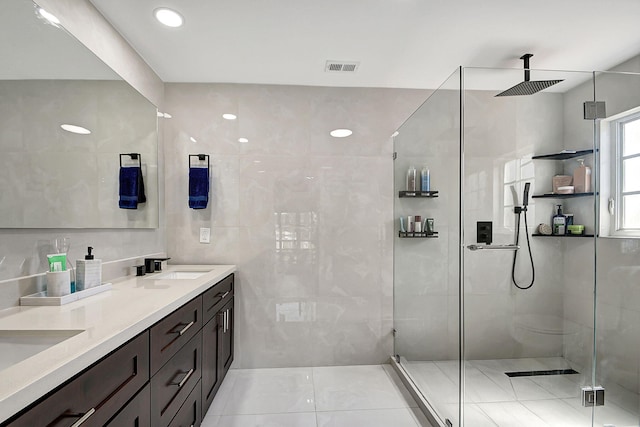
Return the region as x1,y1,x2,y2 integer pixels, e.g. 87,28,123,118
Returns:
402,357,640,427
201,365,432,427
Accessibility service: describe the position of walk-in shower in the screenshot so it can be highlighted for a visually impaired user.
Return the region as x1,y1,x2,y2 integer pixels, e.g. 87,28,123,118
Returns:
392,63,640,427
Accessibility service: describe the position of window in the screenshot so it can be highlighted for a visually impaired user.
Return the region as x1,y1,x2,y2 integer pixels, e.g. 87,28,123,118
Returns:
616,114,640,230
603,109,640,237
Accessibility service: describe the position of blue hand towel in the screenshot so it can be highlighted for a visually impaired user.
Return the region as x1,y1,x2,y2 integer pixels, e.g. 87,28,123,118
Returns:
189,167,209,209
119,166,146,209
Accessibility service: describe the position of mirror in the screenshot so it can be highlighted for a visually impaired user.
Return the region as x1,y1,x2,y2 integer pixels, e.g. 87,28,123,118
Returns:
0,0,159,228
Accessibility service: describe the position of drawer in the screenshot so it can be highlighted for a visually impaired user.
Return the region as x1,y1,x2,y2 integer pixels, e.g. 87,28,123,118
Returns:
151,296,202,374
6,331,149,427
168,380,201,427
151,332,202,427
105,383,151,427
202,273,234,324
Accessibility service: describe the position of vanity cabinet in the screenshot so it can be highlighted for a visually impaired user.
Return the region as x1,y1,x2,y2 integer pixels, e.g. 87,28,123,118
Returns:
4,332,150,427
201,274,234,415
2,273,235,427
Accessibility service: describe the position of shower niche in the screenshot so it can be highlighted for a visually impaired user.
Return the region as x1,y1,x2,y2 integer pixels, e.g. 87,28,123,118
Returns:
392,65,640,427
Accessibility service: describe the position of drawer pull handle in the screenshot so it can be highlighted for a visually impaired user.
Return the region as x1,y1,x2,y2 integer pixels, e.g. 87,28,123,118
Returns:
217,291,230,300
70,408,95,427
170,320,195,336
171,368,195,388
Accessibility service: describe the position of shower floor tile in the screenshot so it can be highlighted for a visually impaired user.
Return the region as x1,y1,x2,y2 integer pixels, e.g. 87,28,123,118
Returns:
402,357,640,427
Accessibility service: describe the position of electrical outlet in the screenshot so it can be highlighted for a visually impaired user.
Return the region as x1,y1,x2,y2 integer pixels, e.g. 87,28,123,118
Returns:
199,227,210,244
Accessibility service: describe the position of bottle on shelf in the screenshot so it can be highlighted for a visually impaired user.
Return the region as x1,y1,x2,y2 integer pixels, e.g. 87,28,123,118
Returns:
406,166,417,192
573,159,591,193
421,166,430,192
552,204,567,235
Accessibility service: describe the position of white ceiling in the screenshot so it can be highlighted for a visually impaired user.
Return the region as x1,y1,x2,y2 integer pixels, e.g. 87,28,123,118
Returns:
90,0,640,89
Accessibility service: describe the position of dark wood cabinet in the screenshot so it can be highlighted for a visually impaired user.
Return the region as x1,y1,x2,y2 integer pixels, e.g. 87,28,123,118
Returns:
4,273,234,427
219,298,234,376
5,332,149,427
201,274,234,416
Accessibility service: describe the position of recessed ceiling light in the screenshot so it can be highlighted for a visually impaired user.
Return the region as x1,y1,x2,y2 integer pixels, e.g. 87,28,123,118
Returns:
154,8,184,28
222,113,237,120
163,112,172,119
391,131,399,137
157,111,164,117
189,136,197,143
238,137,249,143
37,7,60,26
330,128,352,138
61,124,91,135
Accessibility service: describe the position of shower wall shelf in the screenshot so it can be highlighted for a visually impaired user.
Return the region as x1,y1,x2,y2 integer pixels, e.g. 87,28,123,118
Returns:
532,149,594,160
399,231,438,238
532,233,594,238
399,190,439,198
532,192,595,199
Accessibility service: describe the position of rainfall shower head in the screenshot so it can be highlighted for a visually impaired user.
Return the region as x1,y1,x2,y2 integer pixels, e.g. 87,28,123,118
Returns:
495,54,564,97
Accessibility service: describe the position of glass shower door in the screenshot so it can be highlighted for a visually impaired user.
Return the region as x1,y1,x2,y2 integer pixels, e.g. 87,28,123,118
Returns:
393,68,462,427
460,67,597,427
592,69,640,427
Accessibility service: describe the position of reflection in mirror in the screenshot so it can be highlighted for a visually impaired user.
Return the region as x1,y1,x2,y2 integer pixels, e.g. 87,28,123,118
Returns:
0,0,158,228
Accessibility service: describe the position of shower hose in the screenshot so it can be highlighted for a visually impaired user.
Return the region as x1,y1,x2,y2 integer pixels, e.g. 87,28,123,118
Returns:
512,207,535,289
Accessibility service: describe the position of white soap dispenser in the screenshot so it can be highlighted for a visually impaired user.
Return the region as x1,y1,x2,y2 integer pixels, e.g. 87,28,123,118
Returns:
76,246,102,291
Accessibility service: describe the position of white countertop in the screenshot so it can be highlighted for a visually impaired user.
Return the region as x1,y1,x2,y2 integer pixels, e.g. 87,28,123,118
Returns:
0,264,236,423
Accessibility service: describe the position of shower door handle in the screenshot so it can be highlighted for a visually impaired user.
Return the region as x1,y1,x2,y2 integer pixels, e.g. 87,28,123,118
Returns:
466,244,520,251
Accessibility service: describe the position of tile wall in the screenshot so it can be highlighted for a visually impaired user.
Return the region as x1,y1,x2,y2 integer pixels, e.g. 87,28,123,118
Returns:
163,83,428,368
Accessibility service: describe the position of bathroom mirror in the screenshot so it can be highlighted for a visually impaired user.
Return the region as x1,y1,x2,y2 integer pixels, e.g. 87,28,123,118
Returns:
0,0,159,228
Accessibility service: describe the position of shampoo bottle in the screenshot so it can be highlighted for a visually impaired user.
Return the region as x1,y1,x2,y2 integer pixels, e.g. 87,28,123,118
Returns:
552,205,567,235
573,159,591,193
76,246,102,291
406,166,417,192
421,166,430,192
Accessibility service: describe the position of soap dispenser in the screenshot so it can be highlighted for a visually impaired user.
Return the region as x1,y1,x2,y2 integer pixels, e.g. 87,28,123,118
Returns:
552,205,567,235
76,246,102,291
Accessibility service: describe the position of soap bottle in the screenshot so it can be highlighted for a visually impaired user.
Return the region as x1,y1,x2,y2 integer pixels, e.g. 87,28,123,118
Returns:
573,159,591,193
421,166,430,192
406,166,417,192
552,205,567,235
76,247,102,291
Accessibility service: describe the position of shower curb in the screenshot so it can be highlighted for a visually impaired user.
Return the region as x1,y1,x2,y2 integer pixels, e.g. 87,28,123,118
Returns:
389,357,447,427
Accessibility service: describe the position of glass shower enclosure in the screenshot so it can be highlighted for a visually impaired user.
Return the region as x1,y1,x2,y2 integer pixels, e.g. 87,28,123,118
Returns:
393,65,640,427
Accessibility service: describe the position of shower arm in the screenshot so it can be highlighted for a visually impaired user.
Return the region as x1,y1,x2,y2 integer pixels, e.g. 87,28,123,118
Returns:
467,244,520,251
521,53,533,82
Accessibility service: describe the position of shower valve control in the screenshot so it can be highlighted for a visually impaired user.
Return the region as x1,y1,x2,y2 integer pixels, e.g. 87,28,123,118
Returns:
477,221,493,245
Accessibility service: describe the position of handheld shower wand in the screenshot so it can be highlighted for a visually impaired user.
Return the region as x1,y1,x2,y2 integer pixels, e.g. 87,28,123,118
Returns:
512,182,535,289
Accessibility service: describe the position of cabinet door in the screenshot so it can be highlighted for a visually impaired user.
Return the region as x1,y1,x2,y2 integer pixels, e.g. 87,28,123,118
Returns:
201,313,221,415
105,384,151,427
6,332,149,427
219,298,234,377
151,331,202,427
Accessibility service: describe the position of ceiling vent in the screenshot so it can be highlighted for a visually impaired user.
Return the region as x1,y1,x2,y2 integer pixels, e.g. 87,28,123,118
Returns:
325,60,360,73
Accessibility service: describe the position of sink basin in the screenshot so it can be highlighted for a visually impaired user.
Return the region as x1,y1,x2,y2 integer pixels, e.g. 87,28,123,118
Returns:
151,271,208,280
0,329,84,371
